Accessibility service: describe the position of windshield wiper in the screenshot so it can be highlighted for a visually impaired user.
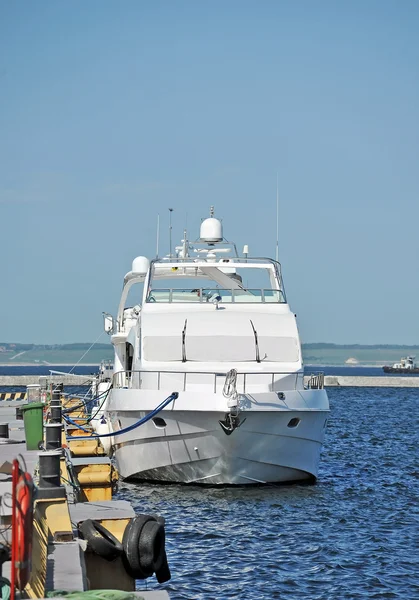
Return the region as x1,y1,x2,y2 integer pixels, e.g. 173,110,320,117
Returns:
182,319,187,362
250,320,261,363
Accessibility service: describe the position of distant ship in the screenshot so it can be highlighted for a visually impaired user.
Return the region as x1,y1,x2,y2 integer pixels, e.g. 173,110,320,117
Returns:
382,356,419,374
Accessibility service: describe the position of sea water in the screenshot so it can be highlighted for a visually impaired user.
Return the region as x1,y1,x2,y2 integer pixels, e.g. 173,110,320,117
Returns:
116,387,419,599
1,373,417,598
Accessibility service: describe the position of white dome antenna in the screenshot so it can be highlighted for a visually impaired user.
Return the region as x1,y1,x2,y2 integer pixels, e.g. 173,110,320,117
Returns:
132,256,150,276
200,206,223,242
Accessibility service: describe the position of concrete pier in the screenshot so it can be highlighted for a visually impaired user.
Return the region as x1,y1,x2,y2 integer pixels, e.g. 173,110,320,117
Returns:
314,375,419,387
0,396,170,599
0,374,95,386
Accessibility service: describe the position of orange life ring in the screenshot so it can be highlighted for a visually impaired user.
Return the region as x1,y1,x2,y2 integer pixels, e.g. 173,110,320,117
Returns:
13,469,34,590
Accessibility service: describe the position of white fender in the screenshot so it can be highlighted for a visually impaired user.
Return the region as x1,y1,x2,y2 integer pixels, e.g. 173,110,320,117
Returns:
90,417,101,434
90,382,112,434
96,418,113,455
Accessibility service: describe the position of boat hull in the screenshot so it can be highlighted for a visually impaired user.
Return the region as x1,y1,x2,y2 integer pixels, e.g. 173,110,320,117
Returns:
106,390,329,485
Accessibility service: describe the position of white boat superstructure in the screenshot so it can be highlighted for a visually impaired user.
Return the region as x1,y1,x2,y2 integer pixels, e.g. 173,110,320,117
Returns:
392,356,416,370
103,208,329,484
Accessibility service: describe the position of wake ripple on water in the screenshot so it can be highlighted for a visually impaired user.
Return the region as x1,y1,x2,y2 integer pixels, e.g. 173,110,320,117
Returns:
116,387,419,599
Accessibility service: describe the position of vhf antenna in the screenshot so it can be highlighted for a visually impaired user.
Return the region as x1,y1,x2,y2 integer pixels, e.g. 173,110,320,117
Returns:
156,214,160,258
275,173,279,262
169,208,174,258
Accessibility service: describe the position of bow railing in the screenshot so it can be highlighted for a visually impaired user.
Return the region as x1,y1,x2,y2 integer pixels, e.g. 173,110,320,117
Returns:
112,369,303,394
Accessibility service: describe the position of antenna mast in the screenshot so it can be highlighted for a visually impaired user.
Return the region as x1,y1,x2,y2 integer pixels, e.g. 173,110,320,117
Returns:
275,173,279,262
156,214,160,258
168,208,174,258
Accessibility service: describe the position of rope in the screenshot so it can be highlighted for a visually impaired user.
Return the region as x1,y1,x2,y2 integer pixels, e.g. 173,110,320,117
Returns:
223,369,238,405
62,385,111,415
62,449,81,493
66,331,106,375
64,392,178,440
60,476,79,489
85,386,113,423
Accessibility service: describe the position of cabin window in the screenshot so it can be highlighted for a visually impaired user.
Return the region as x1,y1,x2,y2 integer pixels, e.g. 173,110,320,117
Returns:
287,418,300,428
146,288,285,303
126,343,134,373
152,417,167,429
146,263,286,304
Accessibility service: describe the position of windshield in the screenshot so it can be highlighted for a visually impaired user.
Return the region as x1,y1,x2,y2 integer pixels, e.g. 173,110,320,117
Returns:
146,261,286,304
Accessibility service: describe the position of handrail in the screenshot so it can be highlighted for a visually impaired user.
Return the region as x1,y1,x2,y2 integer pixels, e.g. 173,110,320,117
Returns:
306,372,325,390
153,256,282,266
113,368,301,377
112,369,302,393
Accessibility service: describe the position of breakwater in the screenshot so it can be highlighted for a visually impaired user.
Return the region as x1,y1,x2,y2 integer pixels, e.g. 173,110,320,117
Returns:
0,374,95,386
321,375,419,387
1,375,419,387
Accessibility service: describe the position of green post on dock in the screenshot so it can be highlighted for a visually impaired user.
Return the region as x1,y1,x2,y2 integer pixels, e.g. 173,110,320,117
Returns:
21,402,44,450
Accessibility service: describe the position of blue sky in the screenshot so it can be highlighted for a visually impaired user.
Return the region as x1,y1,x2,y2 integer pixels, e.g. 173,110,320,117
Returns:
1,1,418,345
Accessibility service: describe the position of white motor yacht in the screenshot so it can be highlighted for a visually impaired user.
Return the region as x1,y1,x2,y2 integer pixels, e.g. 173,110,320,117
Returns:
102,208,329,485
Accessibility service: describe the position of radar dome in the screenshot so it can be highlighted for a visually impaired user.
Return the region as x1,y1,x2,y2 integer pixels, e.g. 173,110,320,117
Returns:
132,256,150,275
200,217,223,242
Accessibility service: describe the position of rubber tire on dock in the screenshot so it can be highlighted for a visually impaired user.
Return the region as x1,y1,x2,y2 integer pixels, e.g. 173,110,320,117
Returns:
122,514,170,582
138,520,166,574
79,519,123,562
122,515,155,579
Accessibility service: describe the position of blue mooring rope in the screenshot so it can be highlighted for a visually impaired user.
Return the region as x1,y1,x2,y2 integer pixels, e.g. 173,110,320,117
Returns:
64,392,178,440
62,386,112,414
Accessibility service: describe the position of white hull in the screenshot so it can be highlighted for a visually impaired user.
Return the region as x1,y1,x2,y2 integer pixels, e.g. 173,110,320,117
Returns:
103,210,330,485
106,389,328,485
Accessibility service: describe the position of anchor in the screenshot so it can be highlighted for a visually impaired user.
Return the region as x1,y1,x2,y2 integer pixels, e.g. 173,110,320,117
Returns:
218,411,246,436
219,368,247,435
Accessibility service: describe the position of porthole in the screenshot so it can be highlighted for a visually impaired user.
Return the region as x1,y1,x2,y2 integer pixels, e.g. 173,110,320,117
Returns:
153,417,167,429
287,417,300,428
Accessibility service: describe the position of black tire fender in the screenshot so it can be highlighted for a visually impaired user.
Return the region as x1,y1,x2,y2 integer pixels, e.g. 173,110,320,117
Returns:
122,515,156,579
138,519,166,575
79,519,123,562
